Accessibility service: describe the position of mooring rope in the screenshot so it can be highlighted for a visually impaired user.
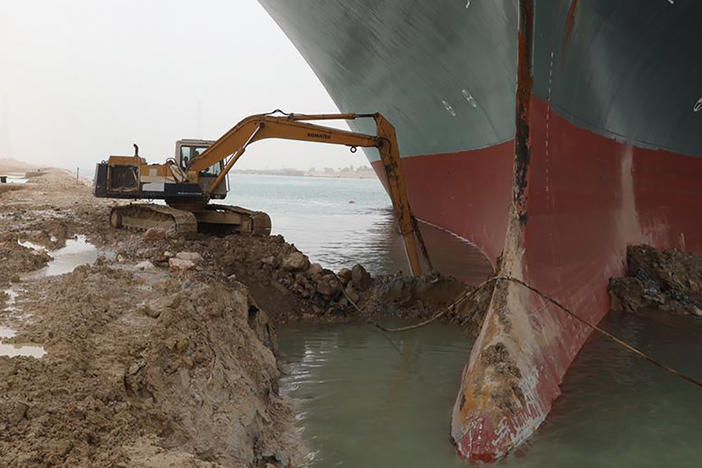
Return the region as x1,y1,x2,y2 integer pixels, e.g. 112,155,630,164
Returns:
373,275,497,333
331,271,405,356
367,275,702,390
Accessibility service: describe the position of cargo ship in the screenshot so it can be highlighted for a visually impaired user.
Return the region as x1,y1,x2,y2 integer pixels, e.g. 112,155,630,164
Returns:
258,0,702,461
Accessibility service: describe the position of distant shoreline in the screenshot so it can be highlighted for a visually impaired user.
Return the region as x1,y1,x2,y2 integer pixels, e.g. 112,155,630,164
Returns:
0,158,40,174
1,158,378,181
235,169,377,180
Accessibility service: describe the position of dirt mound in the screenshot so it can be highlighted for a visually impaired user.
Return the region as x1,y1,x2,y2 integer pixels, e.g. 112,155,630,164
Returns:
100,228,474,328
1,169,301,467
0,185,24,195
1,264,298,467
609,245,702,316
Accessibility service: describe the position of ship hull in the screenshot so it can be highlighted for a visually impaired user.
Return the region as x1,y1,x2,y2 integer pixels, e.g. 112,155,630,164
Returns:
259,0,702,461
370,143,514,264
450,95,702,461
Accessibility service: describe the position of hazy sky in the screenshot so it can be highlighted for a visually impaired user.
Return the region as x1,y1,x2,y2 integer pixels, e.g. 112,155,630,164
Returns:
0,0,366,173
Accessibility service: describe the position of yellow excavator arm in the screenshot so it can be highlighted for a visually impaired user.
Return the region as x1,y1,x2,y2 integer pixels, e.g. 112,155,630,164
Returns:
187,113,381,175
184,111,429,276
94,111,431,275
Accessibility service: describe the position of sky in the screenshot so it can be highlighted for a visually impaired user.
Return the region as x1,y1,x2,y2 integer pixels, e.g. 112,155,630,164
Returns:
0,0,367,173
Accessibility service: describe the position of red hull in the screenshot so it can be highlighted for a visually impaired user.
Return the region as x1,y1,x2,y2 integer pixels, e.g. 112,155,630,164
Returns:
371,142,514,264
376,97,702,461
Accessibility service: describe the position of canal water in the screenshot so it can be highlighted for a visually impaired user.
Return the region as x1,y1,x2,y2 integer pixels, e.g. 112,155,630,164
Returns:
224,173,493,284
226,173,702,467
279,322,471,467
279,314,702,468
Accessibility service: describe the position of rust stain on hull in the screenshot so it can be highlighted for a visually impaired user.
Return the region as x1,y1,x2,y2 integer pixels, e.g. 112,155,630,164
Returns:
450,1,538,462
514,0,534,224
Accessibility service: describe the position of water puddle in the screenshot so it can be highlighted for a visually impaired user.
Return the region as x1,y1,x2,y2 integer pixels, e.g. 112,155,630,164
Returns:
0,235,98,358
1,286,44,357
0,326,45,358
3,287,19,311
18,239,47,252
21,235,98,279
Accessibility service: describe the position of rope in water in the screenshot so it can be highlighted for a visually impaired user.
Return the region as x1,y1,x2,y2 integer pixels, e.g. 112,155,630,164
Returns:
367,274,702,390
373,275,497,333
331,271,404,355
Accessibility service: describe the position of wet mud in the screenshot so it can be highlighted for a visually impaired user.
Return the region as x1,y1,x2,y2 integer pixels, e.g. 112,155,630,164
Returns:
0,167,299,467
609,245,702,317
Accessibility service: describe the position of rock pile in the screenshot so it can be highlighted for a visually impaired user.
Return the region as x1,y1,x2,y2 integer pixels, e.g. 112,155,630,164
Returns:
267,250,372,317
119,230,384,321
122,229,472,325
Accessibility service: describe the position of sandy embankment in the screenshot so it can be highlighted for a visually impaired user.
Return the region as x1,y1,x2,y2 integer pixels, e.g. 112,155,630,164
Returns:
0,162,475,467
0,166,300,467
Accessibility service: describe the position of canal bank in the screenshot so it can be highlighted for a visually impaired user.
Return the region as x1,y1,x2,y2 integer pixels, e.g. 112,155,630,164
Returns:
2,163,701,467
0,166,304,466
0,163,485,466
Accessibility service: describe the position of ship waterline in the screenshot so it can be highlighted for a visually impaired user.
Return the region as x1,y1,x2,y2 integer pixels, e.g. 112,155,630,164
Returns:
259,0,702,461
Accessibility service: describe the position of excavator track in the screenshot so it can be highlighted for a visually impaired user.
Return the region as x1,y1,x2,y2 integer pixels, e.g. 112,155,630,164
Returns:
109,203,271,236
109,204,198,234
194,204,272,236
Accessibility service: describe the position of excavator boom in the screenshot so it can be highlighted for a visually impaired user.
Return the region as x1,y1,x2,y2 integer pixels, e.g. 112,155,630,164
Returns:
188,114,380,173
94,111,430,275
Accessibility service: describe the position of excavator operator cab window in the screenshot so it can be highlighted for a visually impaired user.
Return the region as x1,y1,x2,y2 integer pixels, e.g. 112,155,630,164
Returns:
179,146,192,170
179,146,222,177
204,163,223,176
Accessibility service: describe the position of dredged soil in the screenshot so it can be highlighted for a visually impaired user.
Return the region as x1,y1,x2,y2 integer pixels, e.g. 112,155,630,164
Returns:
0,167,298,467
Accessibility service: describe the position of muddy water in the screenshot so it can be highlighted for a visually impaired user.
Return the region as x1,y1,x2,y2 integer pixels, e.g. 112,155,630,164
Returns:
0,282,46,357
279,322,471,467
0,236,99,358
21,235,99,279
0,326,46,358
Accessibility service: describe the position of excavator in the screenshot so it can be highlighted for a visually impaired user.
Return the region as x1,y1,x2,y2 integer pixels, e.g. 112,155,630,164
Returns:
93,111,430,275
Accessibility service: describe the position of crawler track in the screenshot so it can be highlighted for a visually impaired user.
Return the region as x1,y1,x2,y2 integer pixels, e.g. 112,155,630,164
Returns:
109,203,271,236
202,204,272,236
109,204,197,234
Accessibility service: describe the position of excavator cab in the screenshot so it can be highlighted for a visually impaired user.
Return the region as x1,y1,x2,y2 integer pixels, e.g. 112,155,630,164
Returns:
94,138,271,235
175,139,226,199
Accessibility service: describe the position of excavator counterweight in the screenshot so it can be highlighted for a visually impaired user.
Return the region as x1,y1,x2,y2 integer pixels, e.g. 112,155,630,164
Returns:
94,111,429,275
